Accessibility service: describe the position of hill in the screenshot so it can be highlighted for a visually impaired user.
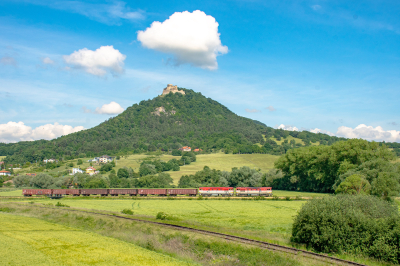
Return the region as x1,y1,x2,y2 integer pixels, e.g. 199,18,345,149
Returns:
1,86,397,164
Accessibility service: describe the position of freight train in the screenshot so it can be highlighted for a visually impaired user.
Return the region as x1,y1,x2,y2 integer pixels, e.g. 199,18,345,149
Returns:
22,187,272,197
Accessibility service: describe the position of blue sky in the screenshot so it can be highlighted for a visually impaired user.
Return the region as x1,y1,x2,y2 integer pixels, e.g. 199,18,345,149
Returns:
0,0,399,143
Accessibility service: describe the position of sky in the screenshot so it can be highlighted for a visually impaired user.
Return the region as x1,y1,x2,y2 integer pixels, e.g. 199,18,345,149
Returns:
0,0,399,143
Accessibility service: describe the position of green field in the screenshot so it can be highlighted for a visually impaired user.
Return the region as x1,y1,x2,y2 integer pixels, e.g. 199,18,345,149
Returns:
0,213,191,266
23,198,305,235
0,155,5,160
0,189,23,196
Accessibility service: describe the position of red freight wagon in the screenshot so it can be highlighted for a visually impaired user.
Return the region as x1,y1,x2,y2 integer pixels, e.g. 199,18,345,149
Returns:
138,189,167,196
23,189,52,196
80,189,109,196
52,189,80,196
167,189,197,196
109,189,137,196
199,187,234,197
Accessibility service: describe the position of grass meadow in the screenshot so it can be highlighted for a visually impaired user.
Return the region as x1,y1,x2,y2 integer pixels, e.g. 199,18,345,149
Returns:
0,212,192,266
16,198,305,236
0,204,322,266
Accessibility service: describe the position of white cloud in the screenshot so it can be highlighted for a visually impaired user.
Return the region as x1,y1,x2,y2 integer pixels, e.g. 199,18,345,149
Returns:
336,124,400,142
278,124,299,131
42,57,54,64
95,101,124,115
309,128,335,136
137,10,228,70
63,45,126,76
0,121,84,143
265,106,276,112
245,108,261,113
0,56,17,66
26,0,144,25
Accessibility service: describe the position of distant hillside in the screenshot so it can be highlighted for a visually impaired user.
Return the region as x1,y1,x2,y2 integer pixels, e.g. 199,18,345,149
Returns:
1,87,398,164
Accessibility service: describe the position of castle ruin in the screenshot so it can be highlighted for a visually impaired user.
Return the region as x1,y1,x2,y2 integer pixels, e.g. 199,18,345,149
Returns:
162,84,185,96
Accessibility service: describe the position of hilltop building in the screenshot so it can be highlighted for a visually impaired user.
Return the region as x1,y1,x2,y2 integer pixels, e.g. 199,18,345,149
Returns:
162,84,185,96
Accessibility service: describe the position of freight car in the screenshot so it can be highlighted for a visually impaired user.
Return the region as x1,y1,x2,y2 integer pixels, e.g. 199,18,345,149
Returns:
199,187,234,197
138,189,167,196
167,189,197,196
80,189,109,196
109,189,137,196
21,187,273,197
23,189,52,196
52,189,80,196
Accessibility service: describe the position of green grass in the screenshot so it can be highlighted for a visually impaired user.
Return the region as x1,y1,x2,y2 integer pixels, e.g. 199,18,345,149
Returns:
273,190,330,197
22,199,305,235
0,155,5,160
0,213,192,266
0,189,22,196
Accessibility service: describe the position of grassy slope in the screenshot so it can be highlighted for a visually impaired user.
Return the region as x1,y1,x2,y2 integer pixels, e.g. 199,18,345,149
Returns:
15,153,279,184
0,213,190,266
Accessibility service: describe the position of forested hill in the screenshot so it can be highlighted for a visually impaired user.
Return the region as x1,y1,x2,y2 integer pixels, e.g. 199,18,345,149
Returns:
1,88,398,164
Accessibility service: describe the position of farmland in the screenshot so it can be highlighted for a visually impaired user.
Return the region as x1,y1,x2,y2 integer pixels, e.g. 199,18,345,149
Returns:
16,198,306,236
0,212,192,266
14,152,279,183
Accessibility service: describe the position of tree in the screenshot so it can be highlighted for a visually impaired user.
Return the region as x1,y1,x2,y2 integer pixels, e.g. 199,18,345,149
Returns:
139,164,157,177
77,159,83,165
117,168,129,179
100,163,113,172
335,174,371,195
372,172,400,200
109,172,119,188
172,150,182,156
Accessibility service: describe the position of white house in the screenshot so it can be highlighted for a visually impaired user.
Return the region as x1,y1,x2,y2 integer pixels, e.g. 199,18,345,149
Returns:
43,159,57,163
71,168,83,175
0,170,11,176
98,155,114,163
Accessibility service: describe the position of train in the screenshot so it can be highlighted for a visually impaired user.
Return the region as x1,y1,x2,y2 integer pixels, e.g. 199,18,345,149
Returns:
22,187,272,197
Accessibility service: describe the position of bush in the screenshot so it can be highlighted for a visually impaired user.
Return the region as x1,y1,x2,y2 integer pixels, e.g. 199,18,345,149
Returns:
171,150,182,156
121,209,133,215
156,212,168,220
55,202,69,207
291,195,400,263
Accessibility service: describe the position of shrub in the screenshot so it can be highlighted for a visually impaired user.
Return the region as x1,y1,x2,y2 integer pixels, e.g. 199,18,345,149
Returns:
291,195,400,264
0,207,14,212
55,202,70,207
156,212,168,220
121,209,133,215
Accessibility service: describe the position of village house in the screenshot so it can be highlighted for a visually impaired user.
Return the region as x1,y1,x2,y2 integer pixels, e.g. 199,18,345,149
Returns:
98,155,114,163
26,173,36,176
88,155,114,164
85,166,99,176
179,146,191,152
193,148,203,152
72,168,83,175
43,159,57,163
0,170,11,176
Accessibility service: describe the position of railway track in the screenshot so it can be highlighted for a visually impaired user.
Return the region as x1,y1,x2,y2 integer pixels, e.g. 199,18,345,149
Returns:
19,204,366,266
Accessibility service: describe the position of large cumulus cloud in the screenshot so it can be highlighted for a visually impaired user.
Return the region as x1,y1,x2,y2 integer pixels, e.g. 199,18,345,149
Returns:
137,10,228,70
0,122,84,143
337,124,400,142
63,45,126,76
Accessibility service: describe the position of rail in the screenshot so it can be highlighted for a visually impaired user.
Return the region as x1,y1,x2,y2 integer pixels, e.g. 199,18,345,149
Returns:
11,203,366,266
